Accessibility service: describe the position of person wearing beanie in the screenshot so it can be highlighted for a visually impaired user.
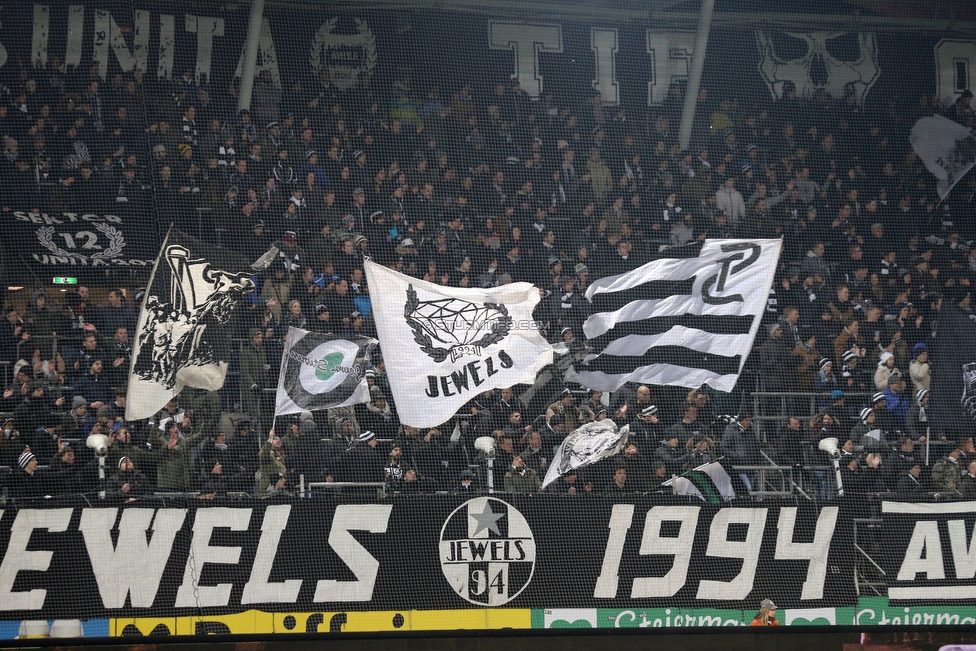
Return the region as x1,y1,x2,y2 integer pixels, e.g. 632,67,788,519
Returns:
340,430,384,484
813,358,837,394
907,388,942,443
869,390,897,435
107,455,152,500
909,343,930,392
851,407,883,449
258,433,289,493
840,349,870,391
759,319,794,392
10,450,47,498
874,351,902,391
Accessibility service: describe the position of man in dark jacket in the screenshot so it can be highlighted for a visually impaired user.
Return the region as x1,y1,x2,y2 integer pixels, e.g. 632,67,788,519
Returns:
342,430,385,483
10,451,49,498
655,433,692,475
107,456,153,499
721,414,763,492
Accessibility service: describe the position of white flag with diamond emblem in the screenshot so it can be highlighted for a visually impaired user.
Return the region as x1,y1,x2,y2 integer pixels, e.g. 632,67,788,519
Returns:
364,259,553,427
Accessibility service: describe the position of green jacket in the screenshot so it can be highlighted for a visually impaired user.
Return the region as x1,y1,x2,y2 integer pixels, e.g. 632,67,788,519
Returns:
241,342,268,390
931,456,962,493
259,441,288,492
504,467,541,494
151,429,206,490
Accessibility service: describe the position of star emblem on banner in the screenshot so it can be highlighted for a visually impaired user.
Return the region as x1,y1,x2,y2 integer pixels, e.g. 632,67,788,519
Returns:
470,501,504,536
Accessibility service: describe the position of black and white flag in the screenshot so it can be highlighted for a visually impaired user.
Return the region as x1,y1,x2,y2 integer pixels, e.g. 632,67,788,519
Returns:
566,239,781,393
364,259,552,427
275,327,376,416
930,305,976,437
126,227,265,421
541,420,629,490
911,115,976,201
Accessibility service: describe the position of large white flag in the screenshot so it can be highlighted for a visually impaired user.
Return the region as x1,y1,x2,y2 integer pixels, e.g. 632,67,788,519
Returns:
566,239,781,393
541,420,629,490
275,327,377,417
910,115,976,201
126,227,265,421
364,259,553,427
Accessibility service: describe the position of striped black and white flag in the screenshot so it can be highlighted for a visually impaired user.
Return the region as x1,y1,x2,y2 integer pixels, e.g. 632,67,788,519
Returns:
566,239,781,392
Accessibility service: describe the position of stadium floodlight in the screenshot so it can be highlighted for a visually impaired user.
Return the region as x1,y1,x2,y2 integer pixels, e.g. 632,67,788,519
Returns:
818,437,845,498
475,436,496,494
86,433,110,499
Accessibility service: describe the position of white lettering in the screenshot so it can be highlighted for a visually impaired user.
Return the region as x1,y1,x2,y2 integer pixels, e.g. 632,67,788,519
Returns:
79,508,186,608
0,509,72,611
631,506,699,598
590,28,619,105
233,17,281,87
241,505,301,605
593,504,634,598
696,508,767,600
947,519,976,580
93,10,149,78
896,520,945,581
774,506,838,599
184,14,224,83
488,22,563,99
313,504,392,602
174,508,251,608
646,31,695,105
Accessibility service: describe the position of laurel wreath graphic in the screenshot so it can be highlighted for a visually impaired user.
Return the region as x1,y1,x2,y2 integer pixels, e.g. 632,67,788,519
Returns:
90,223,125,260
36,223,126,263
355,18,378,74
404,285,511,364
36,226,85,262
309,17,377,81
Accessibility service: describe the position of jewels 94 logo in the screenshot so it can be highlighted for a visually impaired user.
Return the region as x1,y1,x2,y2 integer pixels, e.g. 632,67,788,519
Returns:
439,497,536,606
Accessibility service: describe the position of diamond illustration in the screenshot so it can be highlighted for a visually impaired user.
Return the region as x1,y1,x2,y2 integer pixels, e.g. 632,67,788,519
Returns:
410,298,506,346
405,285,511,362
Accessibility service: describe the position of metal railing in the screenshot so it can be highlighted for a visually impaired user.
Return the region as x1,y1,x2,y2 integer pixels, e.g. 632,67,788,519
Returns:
853,517,887,597
303,479,386,499
730,464,801,498
751,390,876,425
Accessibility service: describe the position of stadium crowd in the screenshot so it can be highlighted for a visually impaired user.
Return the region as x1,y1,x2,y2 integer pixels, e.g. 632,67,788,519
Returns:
2,51,976,502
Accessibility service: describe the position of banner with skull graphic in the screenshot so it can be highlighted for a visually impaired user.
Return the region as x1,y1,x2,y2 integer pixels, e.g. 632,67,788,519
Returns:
364,259,553,428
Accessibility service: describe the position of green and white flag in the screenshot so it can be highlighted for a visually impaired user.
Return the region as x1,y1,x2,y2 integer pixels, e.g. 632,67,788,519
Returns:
274,327,377,416
667,461,736,504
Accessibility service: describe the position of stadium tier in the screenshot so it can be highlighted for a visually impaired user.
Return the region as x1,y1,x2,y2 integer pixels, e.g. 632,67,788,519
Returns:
0,0,976,640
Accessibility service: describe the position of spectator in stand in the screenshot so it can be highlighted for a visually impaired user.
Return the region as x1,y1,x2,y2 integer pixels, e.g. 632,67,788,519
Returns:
10,451,49,498
504,455,540,494
74,359,112,408
909,343,930,392
107,456,152,500
151,417,206,491
874,352,902,390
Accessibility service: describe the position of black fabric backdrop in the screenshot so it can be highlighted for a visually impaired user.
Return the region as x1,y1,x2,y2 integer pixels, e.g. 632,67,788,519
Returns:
0,496,855,619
